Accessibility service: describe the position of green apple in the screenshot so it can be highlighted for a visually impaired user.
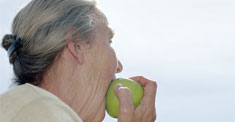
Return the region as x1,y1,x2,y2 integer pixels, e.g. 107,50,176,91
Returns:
105,78,144,118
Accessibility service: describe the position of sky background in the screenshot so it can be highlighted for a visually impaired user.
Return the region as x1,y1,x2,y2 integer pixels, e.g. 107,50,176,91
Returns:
1,0,235,122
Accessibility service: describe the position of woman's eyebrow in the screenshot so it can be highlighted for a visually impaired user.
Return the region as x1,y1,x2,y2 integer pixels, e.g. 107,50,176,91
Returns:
109,28,115,39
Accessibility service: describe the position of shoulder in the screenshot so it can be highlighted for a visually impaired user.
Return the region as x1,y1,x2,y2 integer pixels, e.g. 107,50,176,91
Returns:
11,97,82,122
0,84,83,122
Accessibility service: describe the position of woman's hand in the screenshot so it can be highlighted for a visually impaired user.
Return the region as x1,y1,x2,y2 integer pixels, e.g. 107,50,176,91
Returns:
114,76,157,122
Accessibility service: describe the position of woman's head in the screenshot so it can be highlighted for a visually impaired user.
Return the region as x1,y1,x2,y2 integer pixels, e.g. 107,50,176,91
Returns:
2,0,123,121
1,0,109,85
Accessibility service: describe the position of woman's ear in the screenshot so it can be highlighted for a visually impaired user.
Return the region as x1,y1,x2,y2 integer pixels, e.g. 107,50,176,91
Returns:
67,41,84,64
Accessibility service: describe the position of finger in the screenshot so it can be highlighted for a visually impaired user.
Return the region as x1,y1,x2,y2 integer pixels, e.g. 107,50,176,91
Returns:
114,84,135,122
129,76,157,105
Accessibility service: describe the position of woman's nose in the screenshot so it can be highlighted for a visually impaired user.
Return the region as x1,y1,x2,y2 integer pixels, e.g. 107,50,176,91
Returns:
116,60,123,73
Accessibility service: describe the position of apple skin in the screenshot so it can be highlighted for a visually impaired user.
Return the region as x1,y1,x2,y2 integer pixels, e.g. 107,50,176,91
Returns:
105,78,144,118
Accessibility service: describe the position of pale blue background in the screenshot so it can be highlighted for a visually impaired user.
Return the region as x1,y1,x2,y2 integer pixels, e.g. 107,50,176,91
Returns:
1,0,235,122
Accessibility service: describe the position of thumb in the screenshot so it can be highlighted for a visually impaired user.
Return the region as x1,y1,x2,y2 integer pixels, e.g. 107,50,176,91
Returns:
114,84,135,122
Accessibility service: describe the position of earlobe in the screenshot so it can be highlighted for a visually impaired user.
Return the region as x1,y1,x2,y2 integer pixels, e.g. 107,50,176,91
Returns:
67,42,84,64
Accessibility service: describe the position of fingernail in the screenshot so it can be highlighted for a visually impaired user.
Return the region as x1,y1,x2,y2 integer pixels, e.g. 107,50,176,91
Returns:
115,84,123,91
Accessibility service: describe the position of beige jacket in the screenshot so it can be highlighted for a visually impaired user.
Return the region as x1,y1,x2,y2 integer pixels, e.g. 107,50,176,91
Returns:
0,83,83,122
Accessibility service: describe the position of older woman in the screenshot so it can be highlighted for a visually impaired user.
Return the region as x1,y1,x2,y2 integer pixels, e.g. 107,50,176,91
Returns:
0,0,157,122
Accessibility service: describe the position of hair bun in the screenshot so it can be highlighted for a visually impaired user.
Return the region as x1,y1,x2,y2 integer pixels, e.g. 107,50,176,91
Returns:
2,34,17,51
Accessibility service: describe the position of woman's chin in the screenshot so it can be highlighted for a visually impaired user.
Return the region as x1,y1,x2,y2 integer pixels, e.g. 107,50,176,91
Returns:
100,110,106,122
95,102,106,122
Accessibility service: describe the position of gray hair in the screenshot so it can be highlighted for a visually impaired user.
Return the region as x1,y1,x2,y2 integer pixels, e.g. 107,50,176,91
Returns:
1,0,107,85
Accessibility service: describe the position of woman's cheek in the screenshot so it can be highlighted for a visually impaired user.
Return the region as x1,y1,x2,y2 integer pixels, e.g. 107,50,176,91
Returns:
109,55,118,77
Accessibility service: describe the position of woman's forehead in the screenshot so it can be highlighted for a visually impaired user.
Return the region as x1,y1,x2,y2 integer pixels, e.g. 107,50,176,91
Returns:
95,24,114,38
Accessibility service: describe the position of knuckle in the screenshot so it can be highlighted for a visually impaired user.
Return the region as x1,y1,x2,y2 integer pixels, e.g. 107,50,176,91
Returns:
136,76,145,81
146,108,155,114
150,81,157,88
119,107,134,114
143,105,156,114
